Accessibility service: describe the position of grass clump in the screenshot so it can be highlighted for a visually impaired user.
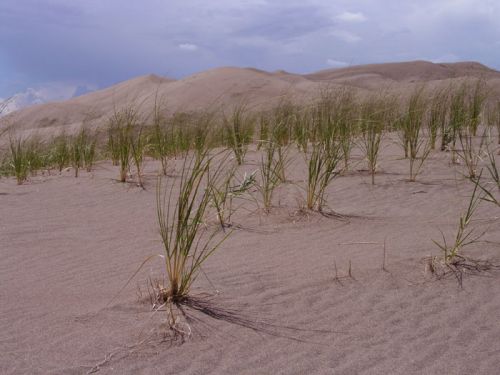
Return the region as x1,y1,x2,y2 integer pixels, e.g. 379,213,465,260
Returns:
257,141,282,212
8,137,30,184
6,136,46,183
107,107,139,183
149,97,171,176
428,87,449,150
81,128,97,173
304,89,346,211
156,151,230,303
358,96,391,185
305,140,341,212
428,174,498,286
50,133,70,172
68,128,96,177
223,104,254,165
398,86,432,181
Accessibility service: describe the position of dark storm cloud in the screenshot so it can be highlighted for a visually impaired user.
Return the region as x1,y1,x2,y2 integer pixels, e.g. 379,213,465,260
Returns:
1,0,499,106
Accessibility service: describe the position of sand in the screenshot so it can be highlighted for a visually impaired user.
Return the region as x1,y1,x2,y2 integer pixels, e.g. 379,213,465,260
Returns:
3,60,500,137
1,137,500,374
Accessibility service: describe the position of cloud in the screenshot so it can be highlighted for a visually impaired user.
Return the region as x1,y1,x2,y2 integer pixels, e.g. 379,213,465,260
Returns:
331,30,362,43
430,53,461,63
178,43,199,51
1,0,500,102
0,82,79,115
336,11,367,22
326,59,348,68
0,89,44,115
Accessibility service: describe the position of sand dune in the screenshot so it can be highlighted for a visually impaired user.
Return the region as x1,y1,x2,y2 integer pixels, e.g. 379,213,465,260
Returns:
1,140,499,374
1,60,500,373
3,60,500,135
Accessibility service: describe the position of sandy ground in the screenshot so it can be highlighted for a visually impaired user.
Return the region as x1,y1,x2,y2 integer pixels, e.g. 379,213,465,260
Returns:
1,139,500,374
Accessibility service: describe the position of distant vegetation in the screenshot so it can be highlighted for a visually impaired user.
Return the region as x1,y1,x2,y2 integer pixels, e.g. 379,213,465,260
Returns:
0,79,498,191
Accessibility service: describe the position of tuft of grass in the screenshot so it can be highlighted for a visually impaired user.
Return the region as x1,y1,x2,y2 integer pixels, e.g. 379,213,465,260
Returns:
130,124,147,188
429,173,498,286
256,140,282,213
8,136,30,184
50,133,70,172
69,131,83,177
107,107,139,183
156,151,230,303
486,99,500,145
398,85,432,181
191,112,214,159
305,139,342,212
149,96,171,175
257,112,270,149
484,143,499,190
432,177,484,263
457,127,487,179
223,104,254,165
292,108,311,153
447,83,468,161
468,79,488,136
6,136,46,183
428,87,449,150
358,96,391,185
81,129,97,173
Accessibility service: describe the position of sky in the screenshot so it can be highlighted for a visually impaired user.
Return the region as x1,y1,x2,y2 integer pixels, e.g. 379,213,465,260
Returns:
1,0,500,112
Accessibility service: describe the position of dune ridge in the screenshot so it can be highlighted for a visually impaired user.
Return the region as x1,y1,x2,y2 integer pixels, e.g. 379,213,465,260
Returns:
3,60,500,134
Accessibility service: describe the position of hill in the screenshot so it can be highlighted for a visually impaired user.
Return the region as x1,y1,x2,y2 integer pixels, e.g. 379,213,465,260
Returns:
2,60,500,135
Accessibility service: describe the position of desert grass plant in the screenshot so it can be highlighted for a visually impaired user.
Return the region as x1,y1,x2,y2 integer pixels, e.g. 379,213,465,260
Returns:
486,99,500,145
107,107,139,182
292,109,311,153
155,151,231,304
428,87,449,150
107,127,121,166
321,87,357,172
268,103,297,183
398,86,432,181
467,79,488,136
7,135,48,183
8,136,30,184
81,129,97,173
67,128,97,177
484,143,500,190
447,84,468,161
223,104,255,165
270,101,297,146
257,140,282,212
50,133,70,172
358,96,390,185
305,139,342,212
257,112,270,149
428,174,498,286
169,112,192,156
130,124,147,188
149,97,171,175
69,131,84,177
457,126,488,179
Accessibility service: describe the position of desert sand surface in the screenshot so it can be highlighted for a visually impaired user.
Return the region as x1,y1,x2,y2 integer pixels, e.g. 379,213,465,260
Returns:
3,60,500,136
1,136,500,374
